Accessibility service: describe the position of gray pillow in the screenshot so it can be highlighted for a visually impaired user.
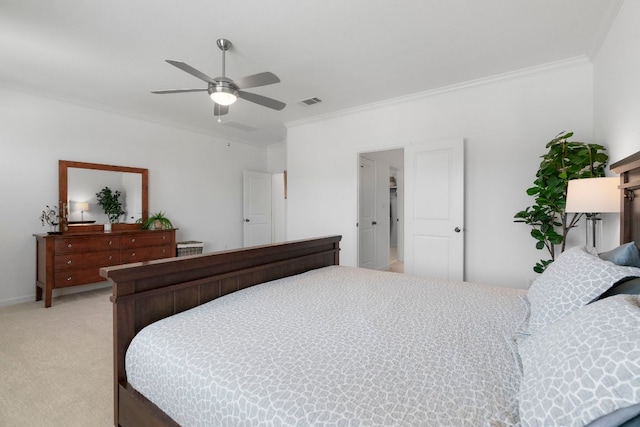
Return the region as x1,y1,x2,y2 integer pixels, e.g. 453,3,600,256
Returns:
594,277,640,302
526,246,640,335
518,295,640,427
586,404,640,427
600,242,640,268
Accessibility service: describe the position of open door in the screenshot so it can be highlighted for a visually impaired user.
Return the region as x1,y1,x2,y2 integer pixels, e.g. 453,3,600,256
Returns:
358,156,376,269
404,139,464,280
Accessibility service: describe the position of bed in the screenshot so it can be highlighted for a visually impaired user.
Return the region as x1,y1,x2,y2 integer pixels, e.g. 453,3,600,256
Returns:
101,150,640,427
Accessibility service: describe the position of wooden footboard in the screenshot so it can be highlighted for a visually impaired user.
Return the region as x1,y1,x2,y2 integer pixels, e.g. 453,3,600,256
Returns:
101,235,341,427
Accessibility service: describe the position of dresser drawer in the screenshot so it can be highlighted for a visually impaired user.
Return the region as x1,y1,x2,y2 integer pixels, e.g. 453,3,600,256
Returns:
54,268,104,288
121,245,173,264
54,250,121,271
55,235,120,254
121,231,172,249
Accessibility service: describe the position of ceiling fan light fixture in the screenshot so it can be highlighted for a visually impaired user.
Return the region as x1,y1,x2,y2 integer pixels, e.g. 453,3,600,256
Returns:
210,86,238,106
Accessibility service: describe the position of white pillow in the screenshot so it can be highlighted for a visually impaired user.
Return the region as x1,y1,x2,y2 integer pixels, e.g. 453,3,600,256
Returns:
526,246,640,335
518,295,640,427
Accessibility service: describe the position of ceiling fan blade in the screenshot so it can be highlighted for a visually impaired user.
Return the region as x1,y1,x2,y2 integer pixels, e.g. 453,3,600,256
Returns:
237,91,286,111
232,72,280,89
166,60,217,84
214,103,229,116
151,89,207,94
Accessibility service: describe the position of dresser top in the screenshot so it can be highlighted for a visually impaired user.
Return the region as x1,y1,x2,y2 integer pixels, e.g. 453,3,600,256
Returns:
34,228,176,238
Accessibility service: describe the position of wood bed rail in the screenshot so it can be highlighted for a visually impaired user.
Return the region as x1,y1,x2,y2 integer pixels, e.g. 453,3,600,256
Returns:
101,235,341,426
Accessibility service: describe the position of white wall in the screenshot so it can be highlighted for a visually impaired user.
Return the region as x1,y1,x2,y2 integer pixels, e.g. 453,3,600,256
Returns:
267,143,287,173
286,60,595,288
594,0,640,251
594,0,640,163
0,85,267,305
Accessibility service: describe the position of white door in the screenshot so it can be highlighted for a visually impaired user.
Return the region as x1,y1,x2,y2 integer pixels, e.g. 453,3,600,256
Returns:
404,139,464,280
243,170,272,247
271,172,286,243
358,156,376,269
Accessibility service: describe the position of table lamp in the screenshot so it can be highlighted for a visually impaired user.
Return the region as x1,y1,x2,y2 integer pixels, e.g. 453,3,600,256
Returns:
565,177,620,251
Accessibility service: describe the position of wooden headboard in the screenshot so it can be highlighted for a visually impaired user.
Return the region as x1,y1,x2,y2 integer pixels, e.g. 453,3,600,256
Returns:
101,235,341,426
611,151,640,245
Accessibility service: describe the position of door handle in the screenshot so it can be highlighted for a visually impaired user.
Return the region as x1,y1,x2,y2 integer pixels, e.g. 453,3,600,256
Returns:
372,221,377,225
244,219,250,222
454,227,461,233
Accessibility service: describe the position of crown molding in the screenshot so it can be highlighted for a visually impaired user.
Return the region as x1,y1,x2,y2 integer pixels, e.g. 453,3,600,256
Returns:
286,56,591,130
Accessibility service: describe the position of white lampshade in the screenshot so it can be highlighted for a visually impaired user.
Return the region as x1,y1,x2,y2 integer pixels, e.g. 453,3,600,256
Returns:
74,201,89,212
565,177,620,213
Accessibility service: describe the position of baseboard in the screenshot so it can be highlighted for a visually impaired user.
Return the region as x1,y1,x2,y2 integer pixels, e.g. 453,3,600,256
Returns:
0,294,34,307
0,282,111,308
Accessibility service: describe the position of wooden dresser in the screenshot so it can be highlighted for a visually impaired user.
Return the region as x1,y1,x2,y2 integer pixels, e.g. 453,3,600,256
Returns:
34,229,176,307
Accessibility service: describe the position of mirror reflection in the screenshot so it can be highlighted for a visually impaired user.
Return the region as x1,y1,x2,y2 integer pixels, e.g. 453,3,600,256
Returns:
67,168,143,224
59,160,148,231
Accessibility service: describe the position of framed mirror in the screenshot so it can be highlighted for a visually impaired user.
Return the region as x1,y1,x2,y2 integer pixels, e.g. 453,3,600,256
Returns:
59,160,148,232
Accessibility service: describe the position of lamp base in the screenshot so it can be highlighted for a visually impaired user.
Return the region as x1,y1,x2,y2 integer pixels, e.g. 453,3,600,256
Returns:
585,214,603,252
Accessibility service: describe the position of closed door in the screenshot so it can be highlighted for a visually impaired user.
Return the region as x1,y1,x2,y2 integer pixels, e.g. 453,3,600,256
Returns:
358,156,375,269
404,139,464,280
243,170,272,247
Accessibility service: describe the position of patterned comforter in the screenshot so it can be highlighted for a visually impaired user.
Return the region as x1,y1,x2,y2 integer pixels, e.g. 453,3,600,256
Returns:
126,266,527,426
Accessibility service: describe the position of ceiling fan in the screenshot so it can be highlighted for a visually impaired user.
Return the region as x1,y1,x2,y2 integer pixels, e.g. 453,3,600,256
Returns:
151,38,286,116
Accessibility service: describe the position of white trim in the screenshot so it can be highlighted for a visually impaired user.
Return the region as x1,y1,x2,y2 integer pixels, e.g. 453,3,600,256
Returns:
286,56,591,129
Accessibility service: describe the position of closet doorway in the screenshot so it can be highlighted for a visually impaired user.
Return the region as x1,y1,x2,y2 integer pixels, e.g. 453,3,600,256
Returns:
389,166,403,273
358,139,464,279
357,149,404,272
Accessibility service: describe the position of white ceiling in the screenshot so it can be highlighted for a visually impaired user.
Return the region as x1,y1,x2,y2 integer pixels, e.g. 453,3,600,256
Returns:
0,0,620,146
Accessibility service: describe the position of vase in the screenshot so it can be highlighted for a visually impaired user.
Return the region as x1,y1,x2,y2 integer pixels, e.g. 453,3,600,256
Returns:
104,223,112,233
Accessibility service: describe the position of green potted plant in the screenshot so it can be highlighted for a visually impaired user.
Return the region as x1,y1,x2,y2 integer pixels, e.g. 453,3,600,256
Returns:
142,211,174,230
96,186,125,223
514,131,608,273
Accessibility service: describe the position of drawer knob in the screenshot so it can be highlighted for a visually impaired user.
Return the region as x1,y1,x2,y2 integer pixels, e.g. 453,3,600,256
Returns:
67,243,72,248
162,249,166,253
162,236,166,240
108,240,113,245
131,252,135,257
67,260,72,265
66,277,72,281
108,255,112,260
131,238,135,243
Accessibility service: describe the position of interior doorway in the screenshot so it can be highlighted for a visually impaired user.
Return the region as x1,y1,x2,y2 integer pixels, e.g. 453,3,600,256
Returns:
357,149,404,272
358,139,464,279
389,167,403,273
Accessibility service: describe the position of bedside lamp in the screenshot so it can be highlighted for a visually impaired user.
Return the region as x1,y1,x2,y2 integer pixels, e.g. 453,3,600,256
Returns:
565,177,620,251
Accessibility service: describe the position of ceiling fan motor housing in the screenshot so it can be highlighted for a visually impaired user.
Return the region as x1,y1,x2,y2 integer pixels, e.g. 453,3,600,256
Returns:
208,79,238,105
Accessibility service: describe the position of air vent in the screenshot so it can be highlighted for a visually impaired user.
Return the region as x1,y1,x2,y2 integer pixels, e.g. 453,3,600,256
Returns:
299,97,322,106
220,121,257,132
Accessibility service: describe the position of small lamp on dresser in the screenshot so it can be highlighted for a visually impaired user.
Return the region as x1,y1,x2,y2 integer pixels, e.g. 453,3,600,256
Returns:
75,201,89,222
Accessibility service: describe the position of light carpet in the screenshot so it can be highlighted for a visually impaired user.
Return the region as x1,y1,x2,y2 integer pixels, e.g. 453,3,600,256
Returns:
0,288,113,426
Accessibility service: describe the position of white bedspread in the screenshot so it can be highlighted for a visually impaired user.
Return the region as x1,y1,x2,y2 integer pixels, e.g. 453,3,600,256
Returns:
126,266,526,426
